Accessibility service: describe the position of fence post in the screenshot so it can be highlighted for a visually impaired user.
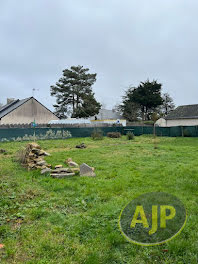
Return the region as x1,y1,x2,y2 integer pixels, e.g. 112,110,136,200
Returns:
153,124,156,137
181,126,184,137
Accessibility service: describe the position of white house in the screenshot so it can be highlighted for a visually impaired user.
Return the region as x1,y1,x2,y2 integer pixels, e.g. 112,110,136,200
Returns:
155,118,167,127
156,104,198,127
0,97,59,124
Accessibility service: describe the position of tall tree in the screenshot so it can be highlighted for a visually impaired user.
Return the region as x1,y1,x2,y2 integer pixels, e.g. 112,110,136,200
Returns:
161,93,175,116
120,80,163,121
118,87,141,121
132,80,163,120
50,65,101,118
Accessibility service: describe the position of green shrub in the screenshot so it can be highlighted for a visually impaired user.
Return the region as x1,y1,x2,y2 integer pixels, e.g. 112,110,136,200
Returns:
16,147,27,164
127,131,134,140
183,129,192,137
91,129,104,140
107,132,121,138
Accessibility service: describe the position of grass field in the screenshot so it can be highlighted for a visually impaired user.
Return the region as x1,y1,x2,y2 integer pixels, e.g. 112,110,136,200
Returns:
0,136,197,264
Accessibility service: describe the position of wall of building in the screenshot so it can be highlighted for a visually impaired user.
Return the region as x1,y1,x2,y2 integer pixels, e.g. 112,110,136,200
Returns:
155,118,167,127
166,119,198,127
90,119,126,126
0,98,59,124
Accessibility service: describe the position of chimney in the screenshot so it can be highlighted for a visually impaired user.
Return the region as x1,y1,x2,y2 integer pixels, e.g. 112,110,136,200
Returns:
7,98,15,104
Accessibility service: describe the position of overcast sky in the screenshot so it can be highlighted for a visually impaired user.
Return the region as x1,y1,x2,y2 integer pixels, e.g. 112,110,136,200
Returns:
0,0,198,110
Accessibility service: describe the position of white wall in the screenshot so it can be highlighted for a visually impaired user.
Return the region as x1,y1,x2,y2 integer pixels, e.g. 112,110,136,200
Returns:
155,118,167,127
91,119,126,126
166,119,198,127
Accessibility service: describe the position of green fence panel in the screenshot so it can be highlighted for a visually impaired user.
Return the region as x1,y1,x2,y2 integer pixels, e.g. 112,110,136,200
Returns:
0,128,34,142
169,126,182,137
143,126,153,135
181,126,198,137
1,125,198,142
0,127,125,142
122,126,153,136
156,127,170,137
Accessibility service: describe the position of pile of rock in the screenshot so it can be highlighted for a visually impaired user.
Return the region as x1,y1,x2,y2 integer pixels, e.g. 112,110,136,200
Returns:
22,142,51,170
49,159,96,178
66,158,79,167
66,158,95,177
76,143,87,149
0,149,7,154
50,164,78,178
21,143,96,178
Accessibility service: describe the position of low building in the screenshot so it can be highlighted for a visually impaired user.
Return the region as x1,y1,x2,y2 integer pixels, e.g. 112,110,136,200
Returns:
155,117,167,127
90,108,123,120
90,108,126,126
0,97,59,125
49,118,91,125
156,104,198,127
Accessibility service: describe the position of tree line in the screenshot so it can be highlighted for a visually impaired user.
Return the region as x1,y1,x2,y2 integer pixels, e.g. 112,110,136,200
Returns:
51,65,175,121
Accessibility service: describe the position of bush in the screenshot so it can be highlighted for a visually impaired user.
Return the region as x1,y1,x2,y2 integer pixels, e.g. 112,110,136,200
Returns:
127,131,134,140
107,132,121,138
91,129,103,140
183,129,192,137
16,147,27,164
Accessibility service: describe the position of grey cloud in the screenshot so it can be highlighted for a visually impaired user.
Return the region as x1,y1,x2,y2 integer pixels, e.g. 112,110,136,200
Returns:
0,0,198,110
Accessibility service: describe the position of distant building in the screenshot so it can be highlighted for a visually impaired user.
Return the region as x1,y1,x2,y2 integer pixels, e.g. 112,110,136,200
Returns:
90,108,126,126
90,109,123,120
49,118,91,125
155,118,166,127
0,97,59,125
155,104,198,127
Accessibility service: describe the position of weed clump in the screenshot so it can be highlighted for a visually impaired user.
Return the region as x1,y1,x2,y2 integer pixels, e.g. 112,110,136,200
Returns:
107,132,121,138
127,131,134,140
16,147,27,164
91,129,104,140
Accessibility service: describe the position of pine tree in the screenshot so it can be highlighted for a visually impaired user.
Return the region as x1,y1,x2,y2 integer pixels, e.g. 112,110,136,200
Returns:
50,65,101,118
132,80,163,120
120,80,163,121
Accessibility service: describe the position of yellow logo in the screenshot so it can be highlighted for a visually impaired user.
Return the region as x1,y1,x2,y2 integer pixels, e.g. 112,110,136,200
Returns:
119,192,187,246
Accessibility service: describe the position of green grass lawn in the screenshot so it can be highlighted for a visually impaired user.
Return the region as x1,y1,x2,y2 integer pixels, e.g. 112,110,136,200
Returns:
0,136,197,264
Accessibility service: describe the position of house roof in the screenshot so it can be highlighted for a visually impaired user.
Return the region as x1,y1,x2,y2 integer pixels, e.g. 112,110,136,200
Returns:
0,97,58,119
165,104,198,120
0,97,32,119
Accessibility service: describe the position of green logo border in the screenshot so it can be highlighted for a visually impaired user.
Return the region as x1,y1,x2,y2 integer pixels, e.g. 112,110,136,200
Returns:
118,192,187,246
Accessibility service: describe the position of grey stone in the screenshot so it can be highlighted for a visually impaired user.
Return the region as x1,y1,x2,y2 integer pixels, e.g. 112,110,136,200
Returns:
36,160,47,166
80,163,96,177
39,150,50,156
38,150,50,156
68,161,79,167
44,152,51,156
32,148,40,154
51,168,72,173
66,158,79,167
55,165,63,169
0,149,7,153
51,173,75,178
76,143,87,149
70,168,80,173
41,168,52,175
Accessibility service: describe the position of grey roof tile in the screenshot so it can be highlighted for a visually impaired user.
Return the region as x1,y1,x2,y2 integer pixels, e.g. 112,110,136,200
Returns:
166,104,198,120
